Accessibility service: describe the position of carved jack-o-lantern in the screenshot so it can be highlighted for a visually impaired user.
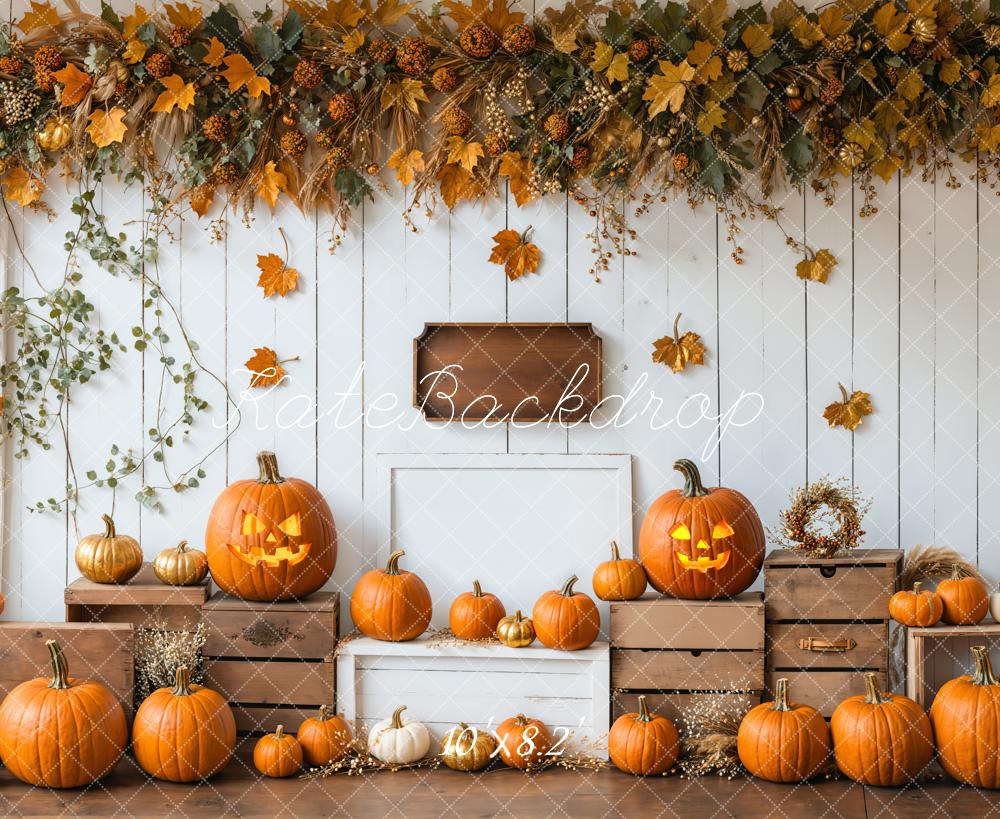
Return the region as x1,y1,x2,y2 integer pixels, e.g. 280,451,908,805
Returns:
205,451,336,601
638,459,764,599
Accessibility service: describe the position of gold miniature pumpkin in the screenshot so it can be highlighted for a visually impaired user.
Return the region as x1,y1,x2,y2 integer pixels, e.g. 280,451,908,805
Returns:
36,115,71,151
75,514,143,584
439,723,497,771
153,540,209,586
496,610,535,648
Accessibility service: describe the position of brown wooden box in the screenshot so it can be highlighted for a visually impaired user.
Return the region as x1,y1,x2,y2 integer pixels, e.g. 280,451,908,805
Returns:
612,690,760,722
0,622,134,715
65,564,210,630
202,591,338,733
610,592,765,650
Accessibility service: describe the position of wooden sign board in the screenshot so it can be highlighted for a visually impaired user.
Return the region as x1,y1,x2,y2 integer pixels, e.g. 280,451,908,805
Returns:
413,322,602,422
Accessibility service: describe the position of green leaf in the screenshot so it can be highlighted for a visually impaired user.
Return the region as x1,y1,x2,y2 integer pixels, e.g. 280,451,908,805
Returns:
782,130,813,174
602,9,631,47
101,1,122,32
205,3,244,51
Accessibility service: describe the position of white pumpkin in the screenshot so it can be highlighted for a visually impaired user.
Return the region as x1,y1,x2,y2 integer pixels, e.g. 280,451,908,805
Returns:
367,705,430,765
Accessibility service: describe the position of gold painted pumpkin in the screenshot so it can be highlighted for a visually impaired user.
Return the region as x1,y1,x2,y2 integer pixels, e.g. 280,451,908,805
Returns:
496,610,535,647
639,458,764,599
36,115,71,151
75,514,143,584
152,539,209,586
206,451,336,601
592,540,647,601
440,723,497,771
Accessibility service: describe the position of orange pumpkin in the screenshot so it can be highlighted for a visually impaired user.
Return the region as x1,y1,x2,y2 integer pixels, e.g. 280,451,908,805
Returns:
936,568,989,625
736,678,831,783
639,459,764,599
532,575,599,651
350,550,432,641
0,640,128,788
206,451,336,601
495,714,551,770
449,579,506,641
930,645,1000,788
592,540,647,601
253,725,303,778
608,695,680,775
889,581,943,627
132,665,236,782
297,706,353,767
830,672,933,786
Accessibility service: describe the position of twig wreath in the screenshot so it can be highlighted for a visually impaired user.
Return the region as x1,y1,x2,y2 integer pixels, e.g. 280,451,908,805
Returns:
772,476,871,558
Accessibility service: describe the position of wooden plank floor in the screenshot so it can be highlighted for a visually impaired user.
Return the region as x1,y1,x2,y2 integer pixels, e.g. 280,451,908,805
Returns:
1,750,999,818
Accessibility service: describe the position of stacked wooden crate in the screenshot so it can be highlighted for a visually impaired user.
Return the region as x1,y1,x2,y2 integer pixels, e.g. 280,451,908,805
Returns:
764,549,902,716
609,593,765,723
202,592,338,733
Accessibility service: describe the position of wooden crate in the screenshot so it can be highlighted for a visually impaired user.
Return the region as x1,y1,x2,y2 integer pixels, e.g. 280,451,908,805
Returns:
610,593,765,723
0,622,134,715
764,549,901,717
202,591,338,733
337,636,610,757
905,622,1000,708
65,564,210,630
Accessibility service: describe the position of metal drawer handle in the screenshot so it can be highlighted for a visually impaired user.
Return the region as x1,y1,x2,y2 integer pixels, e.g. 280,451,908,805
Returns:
798,637,857,653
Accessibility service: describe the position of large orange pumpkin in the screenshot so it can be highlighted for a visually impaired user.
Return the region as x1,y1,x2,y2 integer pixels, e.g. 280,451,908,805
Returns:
206,451,336,601
639,459,764,599
930,645,1000,788
608,695,680,775
532,575,600,651
449,579,506,641
297,705,353,767
0,640,128,788
350,550,432,641
132,665,236,782
736,678,831,783
936,568,989,625
830,672,933,786
592,540,647,601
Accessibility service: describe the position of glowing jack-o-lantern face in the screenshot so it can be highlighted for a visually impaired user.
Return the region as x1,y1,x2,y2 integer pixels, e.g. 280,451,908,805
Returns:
206,452,336,602
638,459,764,600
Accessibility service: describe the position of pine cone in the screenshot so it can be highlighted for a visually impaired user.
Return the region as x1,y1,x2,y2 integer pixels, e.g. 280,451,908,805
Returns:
823,33,854,59
484,131,508,157
202,114,231,143
212,163,241,185
569,143,592,171
442,107,472,137
280,130,307,158
502,23,535,57
820,77,844,104
432,67,459,93
326,146,351,170
543,110,571,142
628,39,651,62
367,39,396,64
396,37,431,76
460,23,499,59
168,27,192,49
327,92,358,122
293,59,323,89
145,52,172,79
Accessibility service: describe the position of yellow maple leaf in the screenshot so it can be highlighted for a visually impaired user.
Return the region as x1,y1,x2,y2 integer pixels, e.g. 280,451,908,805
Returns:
188,184,214,217
687,40,722,84
2,166,44,206
983,75,1000,108
795,248,837,283
290,0,365,28
151,74,196,114
122,5,150,39
446,137,484,173
342,29,365,53
871,153,902,182
697,101,725,135
122,38,148,65
372,0,417,26
380,78,428,114
489,227,541,281
86,107,128,148
203,36,226,67
165,2,203,30
644,60,695,118
498,150,535,207
740,23,773,57
897,68,924,102
53,63,92,107
818,5,851,37
688,0,727,42
437,162,475,209
823,383,874,431
387,147,425,186
245,347,289,388
256,253,299,299
939,57,961,86
17,1,60,32
222,54,271,98
790,14,823,46
442,0,524,32
257,161,287,209
591,41,613,71
606,52,630,84
652,313,706,373
872,3,912,52
547,7,585,53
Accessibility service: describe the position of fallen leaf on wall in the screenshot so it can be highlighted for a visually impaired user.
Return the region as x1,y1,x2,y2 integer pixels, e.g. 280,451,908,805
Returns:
256,228,299,298
489,227,541,280
652,312,706,373
795,248,836,283
257,161,286,209
823,383,873,431
245,347,294,388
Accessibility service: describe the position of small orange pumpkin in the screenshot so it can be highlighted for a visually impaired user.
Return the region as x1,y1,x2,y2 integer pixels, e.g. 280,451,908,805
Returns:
592,541,647,601
608,695,680,775
937,568,989,625
889,581,943,627
495,714,551,770
737,677,831,783
449,579,506,641
830,672,933,786
532,575,600,651
253,725,303,778
297,706,353,767
350,550,432,641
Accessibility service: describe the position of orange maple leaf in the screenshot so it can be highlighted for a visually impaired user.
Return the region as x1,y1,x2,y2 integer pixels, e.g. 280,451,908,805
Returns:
86,108,128,148
222,54,271,98
165,2,203,30
17,1,60,32
436,162,475,210
53,63,92,106
256,161,287,209
442,0,523,33
245,347,290,389
489,227,541,281
498,151,536,207
2,166,44,207
203,36,226,67
651,313,706,373
121,4,150,39
188,184,214,217
151,74,196,114
256,229,299,298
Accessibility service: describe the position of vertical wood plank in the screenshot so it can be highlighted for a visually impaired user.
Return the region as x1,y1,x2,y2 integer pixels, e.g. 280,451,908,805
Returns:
979,157,1000,577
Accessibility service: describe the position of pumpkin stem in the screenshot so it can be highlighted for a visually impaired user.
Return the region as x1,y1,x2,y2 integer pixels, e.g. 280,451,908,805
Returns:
46,640,71,690
385,550,405,575
101,513,116,538
862,672,890,704
256,451,285,484
172,665,193,696
318,705,334,721
610,541,622,561
971,646,999,686
772,678,791,712
391,705,407,729
636,695,654,723
560,575,579,596
513,610,524,622
913,581,922,594
176,540,189,553
513,714,528,726
673,459,711,498
472,579,483,597
275,725,285,740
